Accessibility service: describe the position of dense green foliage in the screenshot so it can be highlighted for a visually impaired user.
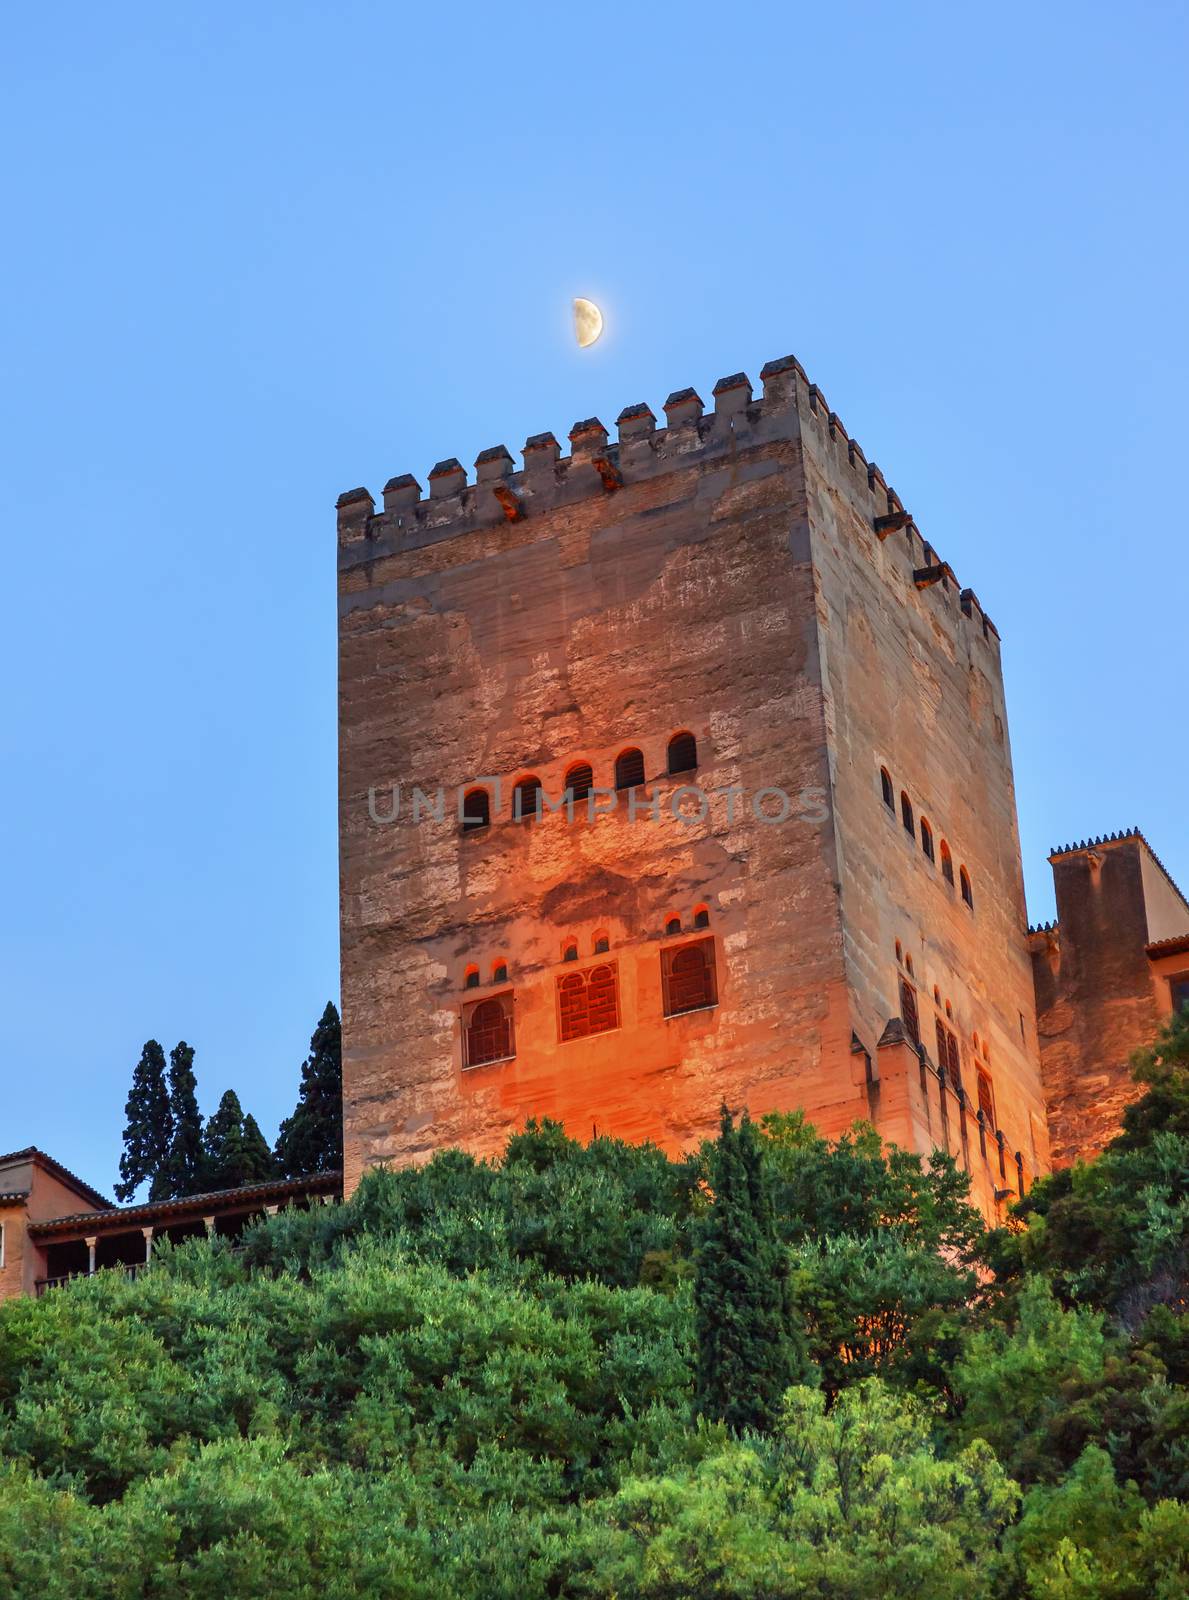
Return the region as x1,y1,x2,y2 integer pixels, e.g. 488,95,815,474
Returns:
8,1030,1186,1598
273,1001,343,1178
114,1040,172,1203
115,1002,341,1201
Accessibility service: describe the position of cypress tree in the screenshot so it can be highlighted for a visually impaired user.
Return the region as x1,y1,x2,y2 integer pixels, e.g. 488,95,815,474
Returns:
159,1041,207,1199
240,1113,277,1184
274,1002,343,1177
114,1040,172,1203
694,1104,806,1431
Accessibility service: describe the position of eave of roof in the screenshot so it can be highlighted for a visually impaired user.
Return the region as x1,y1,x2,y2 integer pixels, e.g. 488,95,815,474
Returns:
1146,933,1189,960
0,1147,113,1211
28,1170,341,1237
0,1189,32,1206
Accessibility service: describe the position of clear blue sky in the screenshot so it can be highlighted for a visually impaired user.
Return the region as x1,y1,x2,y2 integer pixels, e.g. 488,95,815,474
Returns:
3,3,1186,1190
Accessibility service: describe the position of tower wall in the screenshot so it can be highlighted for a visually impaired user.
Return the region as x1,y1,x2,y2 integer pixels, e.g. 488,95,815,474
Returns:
337,355,1052,1211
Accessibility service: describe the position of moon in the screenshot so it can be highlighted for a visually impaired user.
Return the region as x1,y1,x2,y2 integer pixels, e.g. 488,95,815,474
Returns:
573,297,603,349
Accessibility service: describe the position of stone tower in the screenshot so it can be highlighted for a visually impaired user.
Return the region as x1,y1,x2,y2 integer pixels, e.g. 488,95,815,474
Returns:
337,355,1050,1216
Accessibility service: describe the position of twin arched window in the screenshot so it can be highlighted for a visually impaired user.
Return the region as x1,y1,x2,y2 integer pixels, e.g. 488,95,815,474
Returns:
667,731,698,775
558,963,619,1041
900,977,920,1047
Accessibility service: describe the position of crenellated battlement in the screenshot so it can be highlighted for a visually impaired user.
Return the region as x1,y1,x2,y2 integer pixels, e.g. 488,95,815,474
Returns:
337,353,999,645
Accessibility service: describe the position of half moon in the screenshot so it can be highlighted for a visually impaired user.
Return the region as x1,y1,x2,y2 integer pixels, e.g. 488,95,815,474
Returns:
573,297,603,348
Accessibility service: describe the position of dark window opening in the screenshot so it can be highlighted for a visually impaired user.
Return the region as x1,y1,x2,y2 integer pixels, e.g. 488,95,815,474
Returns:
941,841,954,885
900,978,920,1047
513,776,542,822
900,792,914,835
492,962,508,984
615,747,646,791
960,867,974,909
594,935,610,954
881,767,895,809
565,763,594,804
464,968,480,990
558,963,620,1042
694,907,710,929
1171,974,1189,1016
977,1070,995,1127
665,916,682,936
462,788,490,830
662,938,718,1017
562,941,579,962
935,1019,961,1085
667,731,698,775
464,997,513,1068
921,818,935,862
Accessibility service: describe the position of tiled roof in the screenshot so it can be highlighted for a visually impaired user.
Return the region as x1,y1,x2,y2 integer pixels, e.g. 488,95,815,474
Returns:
28,1169,341,1237
0,1189,31,1205
1146,933,1189,960
0,1147,113,1211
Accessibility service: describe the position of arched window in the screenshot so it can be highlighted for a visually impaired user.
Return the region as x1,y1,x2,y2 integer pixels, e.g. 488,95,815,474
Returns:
593,931,610,954
665,915,682,936
940,840,954,885
565,763,593,804
614,747,646,791
492,961,508,984
464,996,513,1068
513,776,542,822
960,866,974,909
976,1070,995,1127
945,999,953,1019
901,792,914,835
880,767,895,810
667,731,698,774
694,905,710,929
934,985,942,1006
462,788,490,830
905,953,914,977
562,939,579,962
557,963,619,1041
920,818,935,862
895,940,903,964
464,965,480,990
900,977,920,1046
662,939,718,1016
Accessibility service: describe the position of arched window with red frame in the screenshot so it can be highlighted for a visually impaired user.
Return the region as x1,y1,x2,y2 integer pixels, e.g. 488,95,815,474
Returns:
464,996,513,1068
614,748,646,791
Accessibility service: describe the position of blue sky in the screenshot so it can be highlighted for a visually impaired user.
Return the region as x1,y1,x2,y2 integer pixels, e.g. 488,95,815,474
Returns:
3,2,1186,1189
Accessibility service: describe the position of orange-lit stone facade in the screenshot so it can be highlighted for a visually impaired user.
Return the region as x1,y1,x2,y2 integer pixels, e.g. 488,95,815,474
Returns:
1029,832,1189,1167
337,356,1052,1216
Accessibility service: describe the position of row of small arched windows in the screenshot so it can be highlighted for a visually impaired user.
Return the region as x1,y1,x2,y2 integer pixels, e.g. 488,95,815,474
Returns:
464,910,712,986
896,940,995,1122
462,733,699,830
880,767,973,909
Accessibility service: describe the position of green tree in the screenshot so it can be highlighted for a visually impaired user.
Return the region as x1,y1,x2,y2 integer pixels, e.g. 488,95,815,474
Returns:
693,1105,807,1431
274,1003,343,1177
158,1041,207,1200
204,1092,277,1192
114,1040,172,1203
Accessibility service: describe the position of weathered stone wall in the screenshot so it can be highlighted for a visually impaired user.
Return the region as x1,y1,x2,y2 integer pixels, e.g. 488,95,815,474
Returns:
338,373,857,1190
791,373,1050,1216
337,356,1052,1207
1031,835,1189,1166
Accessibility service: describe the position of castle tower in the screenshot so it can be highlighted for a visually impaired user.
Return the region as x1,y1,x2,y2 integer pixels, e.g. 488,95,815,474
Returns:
337,356,1050,1216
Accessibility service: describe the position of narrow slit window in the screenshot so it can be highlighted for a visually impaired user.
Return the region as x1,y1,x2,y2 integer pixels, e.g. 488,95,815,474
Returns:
940,840,954,885
960,866,974,909
462,788,490,830
881,767,895,810
513,776,542,822
901,792,914,835
920,818,935,862
614,747,646,791
667,731,698,775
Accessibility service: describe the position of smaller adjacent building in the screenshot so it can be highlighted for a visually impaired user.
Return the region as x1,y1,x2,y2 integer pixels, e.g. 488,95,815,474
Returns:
0,1146,340,1300
1029,831,1189,1168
